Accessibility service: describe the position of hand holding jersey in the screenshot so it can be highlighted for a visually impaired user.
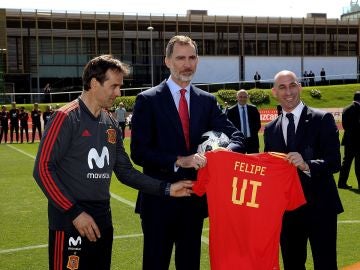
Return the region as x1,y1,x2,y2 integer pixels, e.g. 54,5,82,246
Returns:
175,153,207,170
73,179,193,242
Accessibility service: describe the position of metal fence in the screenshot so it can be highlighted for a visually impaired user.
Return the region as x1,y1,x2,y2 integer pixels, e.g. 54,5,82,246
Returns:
1,73,359,105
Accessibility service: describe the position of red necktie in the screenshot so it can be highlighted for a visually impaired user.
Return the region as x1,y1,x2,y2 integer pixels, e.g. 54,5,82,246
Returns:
179,89,190,150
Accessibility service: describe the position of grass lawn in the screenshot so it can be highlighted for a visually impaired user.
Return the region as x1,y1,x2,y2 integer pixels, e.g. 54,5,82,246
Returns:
0,132,359,269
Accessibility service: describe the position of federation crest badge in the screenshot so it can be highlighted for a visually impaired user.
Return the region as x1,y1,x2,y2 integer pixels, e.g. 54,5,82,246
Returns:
106,128,116,144
66,255,79,270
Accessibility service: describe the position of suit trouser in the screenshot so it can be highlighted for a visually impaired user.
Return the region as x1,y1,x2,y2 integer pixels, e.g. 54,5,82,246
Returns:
140,195,205,270
119,121,126,140
281,205,338,270
338,145,360,187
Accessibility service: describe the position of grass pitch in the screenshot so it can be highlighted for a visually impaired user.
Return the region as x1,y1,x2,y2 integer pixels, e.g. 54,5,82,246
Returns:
0,136,359,269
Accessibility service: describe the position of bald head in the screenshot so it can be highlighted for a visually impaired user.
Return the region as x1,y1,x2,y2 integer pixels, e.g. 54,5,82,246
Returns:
273,70,298,87
236,89,249,105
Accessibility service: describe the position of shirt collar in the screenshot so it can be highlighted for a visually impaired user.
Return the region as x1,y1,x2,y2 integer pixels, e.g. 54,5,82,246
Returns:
166,76,191,96
285,102,304,119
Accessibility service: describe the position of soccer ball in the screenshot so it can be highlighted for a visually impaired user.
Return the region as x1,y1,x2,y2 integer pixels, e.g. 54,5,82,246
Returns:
197,131,230,153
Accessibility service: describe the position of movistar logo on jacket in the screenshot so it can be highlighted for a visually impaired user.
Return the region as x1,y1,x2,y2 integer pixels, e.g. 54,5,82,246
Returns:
87,146,111,180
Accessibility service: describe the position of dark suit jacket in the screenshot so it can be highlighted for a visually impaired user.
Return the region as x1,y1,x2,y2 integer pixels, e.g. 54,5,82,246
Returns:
263,105,343,215
130,80,245,217
341,101,360,148
226,103,261,153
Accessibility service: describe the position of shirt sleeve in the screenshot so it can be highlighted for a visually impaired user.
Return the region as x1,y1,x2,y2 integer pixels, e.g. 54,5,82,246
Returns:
113,127,167,196
33,110,83,220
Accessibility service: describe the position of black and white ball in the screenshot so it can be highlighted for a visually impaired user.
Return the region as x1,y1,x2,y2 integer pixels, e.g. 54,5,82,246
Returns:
197,131,230,153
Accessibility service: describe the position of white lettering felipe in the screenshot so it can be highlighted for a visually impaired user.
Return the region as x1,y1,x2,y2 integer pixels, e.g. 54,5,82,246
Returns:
88,146,110,169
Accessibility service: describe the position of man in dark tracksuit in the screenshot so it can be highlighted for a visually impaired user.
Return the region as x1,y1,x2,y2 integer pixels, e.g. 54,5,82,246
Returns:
0,105,9,143
33,55,192,270
9,101,20,143
31,103,42,143
19,106,29,143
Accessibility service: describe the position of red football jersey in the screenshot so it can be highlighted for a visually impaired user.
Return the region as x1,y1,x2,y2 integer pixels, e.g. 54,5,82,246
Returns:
193,151,306,270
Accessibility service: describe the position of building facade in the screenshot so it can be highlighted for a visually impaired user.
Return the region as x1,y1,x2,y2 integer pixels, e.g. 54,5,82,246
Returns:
1,8,360,102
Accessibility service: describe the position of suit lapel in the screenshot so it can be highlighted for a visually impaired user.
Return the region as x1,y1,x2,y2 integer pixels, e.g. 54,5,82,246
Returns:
189,86,203,147
295,106,311,148
236,105,242,130
158,82,184,138
274,114,287,150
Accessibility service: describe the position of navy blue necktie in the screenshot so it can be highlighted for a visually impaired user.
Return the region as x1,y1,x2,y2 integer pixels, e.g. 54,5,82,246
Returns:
286,113,296,152
241,106,248,137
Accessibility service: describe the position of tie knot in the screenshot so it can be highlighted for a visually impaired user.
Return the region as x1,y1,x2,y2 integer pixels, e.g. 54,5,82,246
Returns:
286,113,294,122
180,89,187,96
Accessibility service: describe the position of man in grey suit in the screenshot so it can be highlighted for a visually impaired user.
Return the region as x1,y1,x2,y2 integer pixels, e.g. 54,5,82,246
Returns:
263,70,343,270
226,89,261,153
130,35,245,269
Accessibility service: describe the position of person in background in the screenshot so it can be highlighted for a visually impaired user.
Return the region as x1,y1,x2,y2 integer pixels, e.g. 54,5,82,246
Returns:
9,101,20,143
320,68,326,84
33,55,193,270
42,104,54,128
226,89,261,153
130,35,245,270
303,70,309,86
19,106,29,143
0,105,9,143
114,102,126,140
44,83,51,103
276,104,282,116
31,103,42,143
309,70,315,86
253,71,261,88
264,70,343,270
338,91,360,190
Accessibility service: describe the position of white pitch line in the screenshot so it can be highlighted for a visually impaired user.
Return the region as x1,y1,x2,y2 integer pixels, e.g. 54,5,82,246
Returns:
338,220,360,224
0,244,48,254
6,144,36,159
110,192,135,208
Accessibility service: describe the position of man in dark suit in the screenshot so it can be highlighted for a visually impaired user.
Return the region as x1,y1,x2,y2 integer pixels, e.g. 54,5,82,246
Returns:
226,89,261,153
338,91,360,189
263,70,343,270
130,35,245,270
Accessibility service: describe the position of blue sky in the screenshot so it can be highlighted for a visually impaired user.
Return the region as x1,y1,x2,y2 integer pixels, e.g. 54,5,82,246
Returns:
0,0,351,19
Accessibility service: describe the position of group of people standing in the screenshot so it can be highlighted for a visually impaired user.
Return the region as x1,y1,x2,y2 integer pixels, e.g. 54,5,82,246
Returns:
303,67,327,86
0,102,53,143
32,34,355,270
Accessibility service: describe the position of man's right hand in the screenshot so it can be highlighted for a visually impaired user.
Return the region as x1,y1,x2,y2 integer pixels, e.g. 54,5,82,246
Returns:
73,212,101,242
170,180,194,197
176,153,207,170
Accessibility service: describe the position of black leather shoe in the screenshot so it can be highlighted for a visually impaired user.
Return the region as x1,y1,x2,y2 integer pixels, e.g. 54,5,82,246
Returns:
338,184,352,189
